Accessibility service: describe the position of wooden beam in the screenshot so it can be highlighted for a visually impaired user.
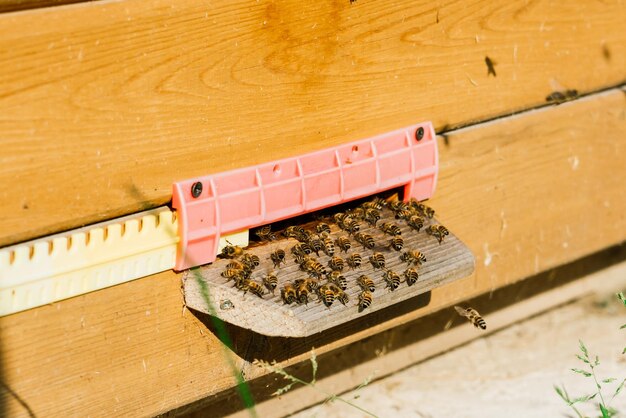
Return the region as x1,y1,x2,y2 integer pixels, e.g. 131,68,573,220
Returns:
0,0,625,246
1,89,625,417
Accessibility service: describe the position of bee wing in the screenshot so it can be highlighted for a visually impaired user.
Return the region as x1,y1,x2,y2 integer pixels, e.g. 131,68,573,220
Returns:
454,306,470,317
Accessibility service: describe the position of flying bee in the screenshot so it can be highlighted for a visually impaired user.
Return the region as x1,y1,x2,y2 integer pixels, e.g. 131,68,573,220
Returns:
220,243,244,258
295,280,311,304
389,236,404,251
364,208,381,226
316,222,331,235
308,235,323,256
346,253,362,269
302,259,326,278
245,279,265,298
455,306,487,330
358,290,373,312
281,283,297,304
394,209,413,220
407,215,424,232
255,225,276,241
221,268,247,281
270,249,286,268
357,275,375,292
400,250,426,266
404,268,419,286
383,269,401,291
354,232,375,249
322,237,335,256
426,224,449,243
241,253,260,269
318,284,336,307
291,242,312,256
379,222,401,236
369,252,386,269
262,272,278,294
328,270,347,290
328,256,345,272
335,236,351,253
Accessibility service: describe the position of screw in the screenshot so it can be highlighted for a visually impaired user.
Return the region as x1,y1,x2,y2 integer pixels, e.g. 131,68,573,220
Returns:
415,127,425,141
191,182,203,198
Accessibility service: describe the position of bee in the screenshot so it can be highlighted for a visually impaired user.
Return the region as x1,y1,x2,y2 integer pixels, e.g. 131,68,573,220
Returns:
369,252,386,269
394,209,413,220
255,225,276,241
318,284,336,307
295,280,311,304
333,212,347,224
241,253,260,269
357,275,375,292
407,215,424,232
328,256,345,272
220,243,244,258
455,306,487,330
295,278,320,293
362,199,383,211
221,268,247,281
379,222,401,236
358,290,373,312
332,285,349,305
316,222,331,235
389,236,404,251
427,224,449,243
293,252,309,266
226,260,251,274
281,283,297,304
349,207,366,221
270,249,286,268
335,236,352,253
245,279,265,298
307,235,323,256
328,270,348,290
291,242,312,256
383,269,401,291
409,200,435,218
354,232,375,249
485,56,496,77
346,253,362,269
322,237,335,256
302,259,326,278
341,216,360,235
262,272,278,294
400,250,426,266
284,225,306,240
364,208,381,226
390,200,408,213
404,268,419,286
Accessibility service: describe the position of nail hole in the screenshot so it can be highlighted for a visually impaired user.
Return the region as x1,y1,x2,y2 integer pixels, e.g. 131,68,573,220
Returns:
67,237,72,251
103,228,109,242
191,182,203,198
85,232,91,245
9,250,15,264
120,223,126,237
28,246,35,260
415,127,425,141
138,218,144,232
273,164,281,176
48,241,54,255
351,145,359,155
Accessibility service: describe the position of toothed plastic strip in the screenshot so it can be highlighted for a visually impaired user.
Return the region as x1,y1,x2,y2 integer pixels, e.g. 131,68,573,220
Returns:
172,122,438,271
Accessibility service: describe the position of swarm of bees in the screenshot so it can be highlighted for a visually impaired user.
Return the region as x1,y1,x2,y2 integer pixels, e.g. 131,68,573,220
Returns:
217,194,450,313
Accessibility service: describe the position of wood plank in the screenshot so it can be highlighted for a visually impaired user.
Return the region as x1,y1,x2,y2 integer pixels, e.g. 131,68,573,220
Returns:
0,0,88,13
1,90,625,417
0,0,625,246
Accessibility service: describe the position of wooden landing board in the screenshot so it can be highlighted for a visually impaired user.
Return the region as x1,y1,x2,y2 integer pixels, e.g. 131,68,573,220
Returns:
184,211,474,337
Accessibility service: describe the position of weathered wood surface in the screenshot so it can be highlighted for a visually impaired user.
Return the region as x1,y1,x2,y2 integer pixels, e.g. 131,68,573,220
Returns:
0,0,625,246
184,212,474,337
1,90,625,417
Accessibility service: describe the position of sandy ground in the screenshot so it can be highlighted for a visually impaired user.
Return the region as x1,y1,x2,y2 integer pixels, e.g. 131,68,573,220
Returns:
293,295,626,418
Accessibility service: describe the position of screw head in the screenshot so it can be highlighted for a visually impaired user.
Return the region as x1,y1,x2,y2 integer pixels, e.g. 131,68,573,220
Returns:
415,127,425,141
191,182,203,198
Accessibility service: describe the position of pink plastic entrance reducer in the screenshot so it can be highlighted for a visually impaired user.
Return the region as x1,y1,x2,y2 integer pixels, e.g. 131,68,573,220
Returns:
172,122,438,271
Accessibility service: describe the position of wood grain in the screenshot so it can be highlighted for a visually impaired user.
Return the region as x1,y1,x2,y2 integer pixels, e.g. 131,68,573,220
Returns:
0,0,625,246
1,90,626,417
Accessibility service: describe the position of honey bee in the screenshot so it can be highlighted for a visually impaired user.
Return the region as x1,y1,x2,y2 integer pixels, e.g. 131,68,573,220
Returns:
349,207,365,221
328,256,345,272
369,252,386,269
454,306,487,330
358,290,373,312
409,200,435,218
316,222,331,235
332,285,349,305
302,258,326,278
322,237,335,256
357,275,375,292
407,215,424,232
296,280,311,304
255,225,276,241
389,236,404,251
221,268,247,281
270,249,286,268
394,209,413,220
362,199,383,211
328,270,348,290
291,242,312,256
346,253,362,269
284,225,306,240
379,222,401,236
308,235,323,256
295,278,320,293
383,269,401,291
354,232,375,249
426,224,449,243
226,260,251,274
335,236,352,253
318,284,336,307
262,272,278,294
245,279,265,298
404,268,419,286
293,252,309,266
364,208,381,226
341,216,360,235
241,253,260,269
220,243,244,258
333,212,347,224
281,283,297,304
390,200,409,213
400,250,426,266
